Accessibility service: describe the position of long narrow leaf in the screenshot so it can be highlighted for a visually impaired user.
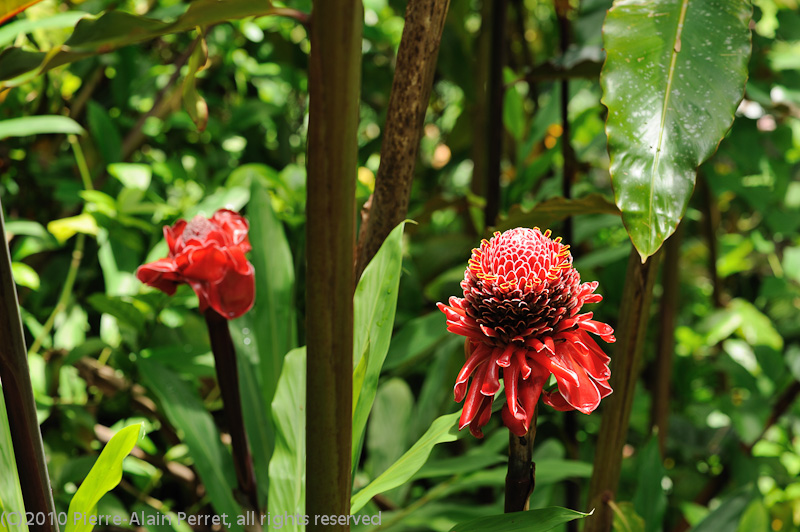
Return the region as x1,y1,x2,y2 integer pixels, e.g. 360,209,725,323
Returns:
350,410,461,514
0,384,27,532
352,221,405,470
138,359,243,532
65,424,142,532
449,507,591,532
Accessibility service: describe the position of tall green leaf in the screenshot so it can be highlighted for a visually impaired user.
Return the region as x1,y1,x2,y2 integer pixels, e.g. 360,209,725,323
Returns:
449,507,590,532
601,0,751,259
267,347,306,532
247,179,298,412
0,384,27,532
350,410,461,514
692,485,754,532
138,359,243,532
0,116,84,139
351,221,405,469
65,424,142,532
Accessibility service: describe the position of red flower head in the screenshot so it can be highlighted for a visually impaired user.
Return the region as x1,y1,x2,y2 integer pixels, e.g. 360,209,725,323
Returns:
136,209,255,319
437,227,615,438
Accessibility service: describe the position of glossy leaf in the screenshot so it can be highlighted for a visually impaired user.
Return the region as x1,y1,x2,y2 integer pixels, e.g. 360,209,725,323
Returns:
138,359,243,532
267,347,306,531
602,0,751,259
449,507,590,532
0,115,84,139
350,409,461,514
351,221,405,470
0,384,27,532
65,423,142,532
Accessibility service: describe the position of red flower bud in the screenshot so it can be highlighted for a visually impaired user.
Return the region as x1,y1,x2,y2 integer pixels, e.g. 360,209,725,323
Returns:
438,228,615,438
136,209,255,319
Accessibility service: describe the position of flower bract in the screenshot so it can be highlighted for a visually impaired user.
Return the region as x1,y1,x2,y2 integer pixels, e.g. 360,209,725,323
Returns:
137,209,255,319
437,227,615,438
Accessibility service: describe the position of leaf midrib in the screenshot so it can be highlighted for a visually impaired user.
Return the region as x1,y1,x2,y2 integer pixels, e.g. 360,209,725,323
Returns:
649,0,690,248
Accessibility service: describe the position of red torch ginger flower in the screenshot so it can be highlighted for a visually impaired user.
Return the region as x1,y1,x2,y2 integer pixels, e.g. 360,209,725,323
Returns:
437,227,615,438
136,209,255,319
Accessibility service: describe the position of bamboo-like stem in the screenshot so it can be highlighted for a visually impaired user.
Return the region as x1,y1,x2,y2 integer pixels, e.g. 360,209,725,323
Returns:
584,249,661,532
355,0,451,279
469,0,492,207
205,309,259,511
650,225,682,456
0,200,60,532
485,0,508,227
505,406,538,513
306,0,362,528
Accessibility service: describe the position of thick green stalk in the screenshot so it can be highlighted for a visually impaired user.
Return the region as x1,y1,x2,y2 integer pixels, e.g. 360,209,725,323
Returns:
306,0,362,528
0,200,60,532
205,309,259,511
584,249,661,532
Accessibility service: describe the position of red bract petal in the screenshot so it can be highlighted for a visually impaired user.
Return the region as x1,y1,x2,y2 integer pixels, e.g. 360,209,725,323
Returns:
138,209,255,320
164,220,186,255
439,227,614,437
459,362,490,432
136,258,182,295
204,265,256,319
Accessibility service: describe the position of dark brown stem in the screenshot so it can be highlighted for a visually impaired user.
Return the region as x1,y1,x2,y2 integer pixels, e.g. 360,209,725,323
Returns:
0,202,60,532
469,0,492,204
698,175,723,308
204,309,259,511
650,224,682,456
485,0,508,227
505,406,538,513
306,0,361,527
355,0,451,279
585,249,662,532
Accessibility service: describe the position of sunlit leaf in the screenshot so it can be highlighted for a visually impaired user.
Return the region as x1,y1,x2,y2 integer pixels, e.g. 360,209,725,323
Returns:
602,0,751,259
64,424,142,532
0,115,84,139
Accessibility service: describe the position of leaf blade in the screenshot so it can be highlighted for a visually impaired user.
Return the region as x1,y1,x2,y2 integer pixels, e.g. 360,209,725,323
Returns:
602,0,752,259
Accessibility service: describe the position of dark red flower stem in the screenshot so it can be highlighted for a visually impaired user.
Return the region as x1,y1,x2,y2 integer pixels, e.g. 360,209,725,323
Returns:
204,309,259,511
0,206,60,532
505,405,538,513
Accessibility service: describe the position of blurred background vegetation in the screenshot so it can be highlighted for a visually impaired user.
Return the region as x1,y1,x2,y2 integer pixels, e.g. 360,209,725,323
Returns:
1,0,800,530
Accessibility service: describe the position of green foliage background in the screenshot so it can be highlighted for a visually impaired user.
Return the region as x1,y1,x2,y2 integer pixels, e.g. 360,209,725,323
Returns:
1,0,800,530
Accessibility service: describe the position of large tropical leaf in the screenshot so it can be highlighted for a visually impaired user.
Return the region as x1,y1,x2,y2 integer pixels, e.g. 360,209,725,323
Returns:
351,222,405,471
602,0,751,259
